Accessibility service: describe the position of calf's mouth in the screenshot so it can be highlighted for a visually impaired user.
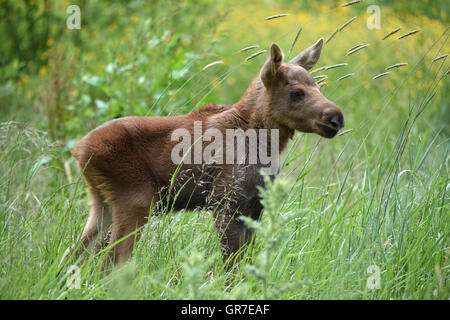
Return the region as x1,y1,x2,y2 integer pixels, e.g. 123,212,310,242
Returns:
316,122,339,138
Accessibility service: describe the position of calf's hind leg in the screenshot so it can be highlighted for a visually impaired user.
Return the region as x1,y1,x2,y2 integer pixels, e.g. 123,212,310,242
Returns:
107,203,150,267
80,188,112,252
60,187,112,268
64,187,112,263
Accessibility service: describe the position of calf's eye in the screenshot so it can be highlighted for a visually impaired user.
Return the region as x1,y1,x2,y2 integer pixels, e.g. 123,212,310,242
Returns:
290,90,304,101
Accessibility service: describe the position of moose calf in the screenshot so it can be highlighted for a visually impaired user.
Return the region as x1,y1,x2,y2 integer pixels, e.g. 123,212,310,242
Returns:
69,38,344,269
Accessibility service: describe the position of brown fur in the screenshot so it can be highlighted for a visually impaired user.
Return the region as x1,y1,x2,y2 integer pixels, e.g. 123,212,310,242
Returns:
67,39,344,269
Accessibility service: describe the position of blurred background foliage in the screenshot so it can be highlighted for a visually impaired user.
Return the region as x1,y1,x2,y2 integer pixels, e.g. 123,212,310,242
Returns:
1,0,448,146
1,0,223,142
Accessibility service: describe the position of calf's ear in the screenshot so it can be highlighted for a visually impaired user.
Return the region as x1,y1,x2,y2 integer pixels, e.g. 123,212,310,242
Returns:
260,43,284,88
289,38,324,70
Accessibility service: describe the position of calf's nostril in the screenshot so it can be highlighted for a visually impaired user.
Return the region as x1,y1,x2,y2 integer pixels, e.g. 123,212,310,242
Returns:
329,116,341,129
322,105,344,129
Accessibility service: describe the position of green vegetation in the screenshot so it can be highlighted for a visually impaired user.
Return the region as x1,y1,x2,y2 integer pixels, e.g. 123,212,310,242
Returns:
0,0,448,299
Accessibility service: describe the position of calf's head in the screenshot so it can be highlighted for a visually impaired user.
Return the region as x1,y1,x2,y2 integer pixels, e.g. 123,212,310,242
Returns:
260,38,344,138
